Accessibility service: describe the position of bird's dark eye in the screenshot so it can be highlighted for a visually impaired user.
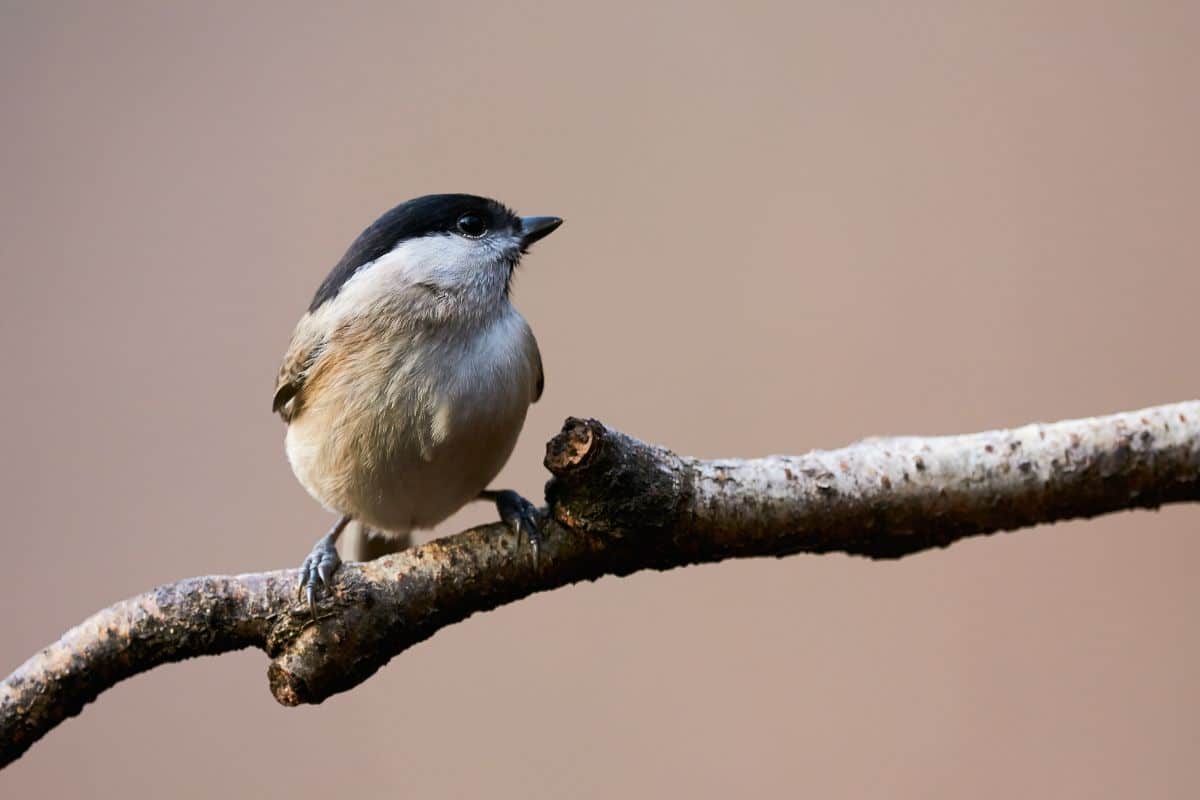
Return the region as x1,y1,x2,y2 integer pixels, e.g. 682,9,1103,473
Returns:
456,213,488,238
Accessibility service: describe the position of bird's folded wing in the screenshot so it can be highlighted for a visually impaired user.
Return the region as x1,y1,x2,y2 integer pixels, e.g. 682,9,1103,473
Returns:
518,316,544,404
273,314,327,422
531,341,544,404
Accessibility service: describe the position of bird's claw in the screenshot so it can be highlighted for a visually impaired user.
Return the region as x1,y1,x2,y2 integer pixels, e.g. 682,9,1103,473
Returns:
492,490,543,571
298,530,342,621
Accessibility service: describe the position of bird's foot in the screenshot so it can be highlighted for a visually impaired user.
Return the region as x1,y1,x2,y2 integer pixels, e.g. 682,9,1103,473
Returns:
488,490,543,570
297,515,349,621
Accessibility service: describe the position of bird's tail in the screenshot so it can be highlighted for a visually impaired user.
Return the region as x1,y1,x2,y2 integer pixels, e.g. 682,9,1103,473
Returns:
343,520,413,562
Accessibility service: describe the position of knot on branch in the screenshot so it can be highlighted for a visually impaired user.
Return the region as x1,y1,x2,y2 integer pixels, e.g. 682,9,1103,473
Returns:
544,416,597,472
544,417,692,537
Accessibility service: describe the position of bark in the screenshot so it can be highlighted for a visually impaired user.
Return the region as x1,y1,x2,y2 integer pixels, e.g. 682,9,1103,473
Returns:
2,401,1198,768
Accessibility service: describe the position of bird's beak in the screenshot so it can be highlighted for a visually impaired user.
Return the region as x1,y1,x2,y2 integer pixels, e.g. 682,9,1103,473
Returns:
519,216,563,250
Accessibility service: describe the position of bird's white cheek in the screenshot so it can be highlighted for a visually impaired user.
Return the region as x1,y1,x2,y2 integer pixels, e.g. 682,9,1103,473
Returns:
327,233,518,314
389,234,515,294
394,236,479,281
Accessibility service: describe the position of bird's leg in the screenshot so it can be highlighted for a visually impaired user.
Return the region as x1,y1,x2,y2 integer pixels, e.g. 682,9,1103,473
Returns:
297,514,350,620
346,523,413,561
480,489,543,570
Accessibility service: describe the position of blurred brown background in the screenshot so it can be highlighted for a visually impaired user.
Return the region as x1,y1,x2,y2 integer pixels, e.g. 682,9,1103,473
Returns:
2,1,1198,797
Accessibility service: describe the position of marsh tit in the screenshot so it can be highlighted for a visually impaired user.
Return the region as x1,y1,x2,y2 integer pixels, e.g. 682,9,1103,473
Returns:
272,194,562,615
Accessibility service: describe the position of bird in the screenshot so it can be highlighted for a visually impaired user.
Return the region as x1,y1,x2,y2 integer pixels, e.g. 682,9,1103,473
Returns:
272,193,562,616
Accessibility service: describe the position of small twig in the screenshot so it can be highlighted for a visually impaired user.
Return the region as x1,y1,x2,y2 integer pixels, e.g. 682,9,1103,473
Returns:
2,401,1197,768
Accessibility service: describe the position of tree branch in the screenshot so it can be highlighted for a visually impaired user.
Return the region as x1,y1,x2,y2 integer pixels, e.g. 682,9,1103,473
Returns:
3,401,1198,768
